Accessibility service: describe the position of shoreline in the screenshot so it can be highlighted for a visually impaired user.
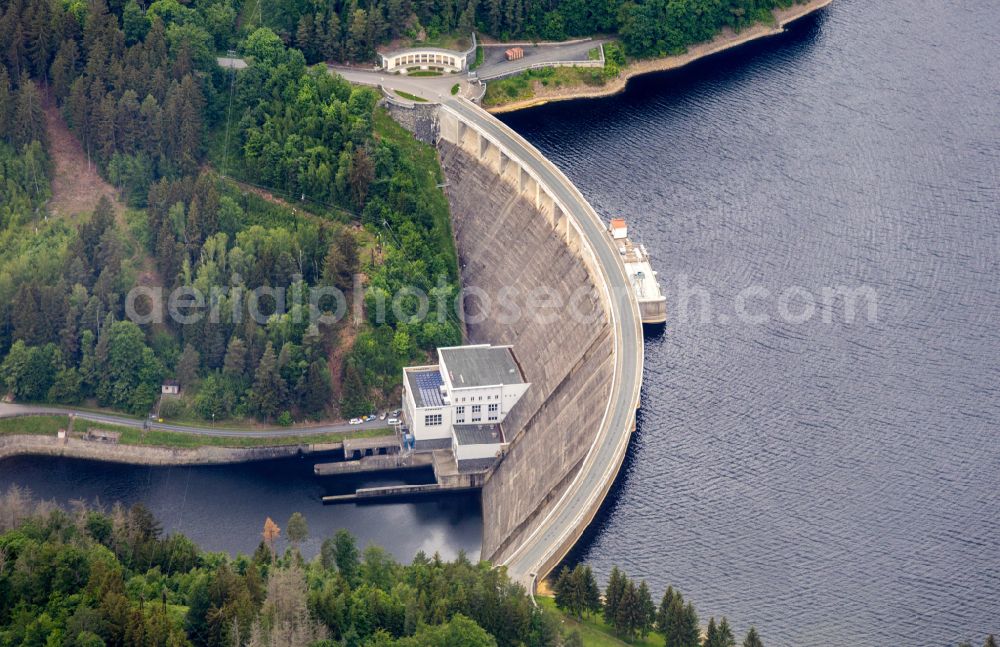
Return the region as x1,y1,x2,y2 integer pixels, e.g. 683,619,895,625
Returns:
487,0,832,114
0,433,343,466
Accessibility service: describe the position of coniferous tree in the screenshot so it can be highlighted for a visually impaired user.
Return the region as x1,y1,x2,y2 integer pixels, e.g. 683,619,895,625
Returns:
984,636,997,647
603,567,625,628
554,566,574,615
637,580,655,639
0,67,12,142
248,342,287,420
717,617,735,647
657,586,677,641
681,601,700,647
176,343,200,387
665,593,690,647
742,626,764,647
300,359,332,416
332,528,359,583
223,336,248,380
11,72,45,148
582,565,601,617
614,579,642,640
705,617,719,647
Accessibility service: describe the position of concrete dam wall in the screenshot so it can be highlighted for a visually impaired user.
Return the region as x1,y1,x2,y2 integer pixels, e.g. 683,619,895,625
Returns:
381,97,641,584
439,140,616,563
433,108,619,566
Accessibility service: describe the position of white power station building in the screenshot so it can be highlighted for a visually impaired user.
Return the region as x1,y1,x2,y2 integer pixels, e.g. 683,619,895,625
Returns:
402,344,530,472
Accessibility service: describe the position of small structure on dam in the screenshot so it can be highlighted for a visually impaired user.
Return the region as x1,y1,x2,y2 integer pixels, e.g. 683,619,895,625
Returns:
610,218,667,325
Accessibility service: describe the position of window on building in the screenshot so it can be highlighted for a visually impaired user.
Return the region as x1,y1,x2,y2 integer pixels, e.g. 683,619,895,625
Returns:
456,406,465,415
424,414,442,426
472,405,481,413
488,403,499,413
488,415,498,422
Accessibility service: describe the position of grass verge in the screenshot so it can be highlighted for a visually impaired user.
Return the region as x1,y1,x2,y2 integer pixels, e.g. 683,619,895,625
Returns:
0,415,393,449
537,597,665,647
0,416,67,436
395,90,428,102
483,66,611,107
470,45,484,70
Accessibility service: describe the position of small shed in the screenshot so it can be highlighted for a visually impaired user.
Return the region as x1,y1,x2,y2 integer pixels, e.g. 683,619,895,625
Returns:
609,218,628,240
162,380,180,395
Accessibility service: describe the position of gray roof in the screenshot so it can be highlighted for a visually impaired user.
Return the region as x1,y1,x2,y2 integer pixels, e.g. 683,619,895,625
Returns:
405,367,444,408
453,424,505,446
440,346,524,388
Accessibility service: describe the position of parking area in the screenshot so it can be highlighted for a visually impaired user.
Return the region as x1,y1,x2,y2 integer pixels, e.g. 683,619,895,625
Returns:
477,40,605,79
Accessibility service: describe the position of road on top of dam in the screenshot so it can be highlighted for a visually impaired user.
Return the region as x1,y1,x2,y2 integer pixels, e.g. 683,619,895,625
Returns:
336,66,644,589
442,99,642,586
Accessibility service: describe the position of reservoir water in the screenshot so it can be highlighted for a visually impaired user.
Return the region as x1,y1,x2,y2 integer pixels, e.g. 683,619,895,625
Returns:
500,0,999,644
1,0,997,644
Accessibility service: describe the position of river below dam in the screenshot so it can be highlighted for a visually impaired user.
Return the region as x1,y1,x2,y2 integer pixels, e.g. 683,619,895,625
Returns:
1,0,997,644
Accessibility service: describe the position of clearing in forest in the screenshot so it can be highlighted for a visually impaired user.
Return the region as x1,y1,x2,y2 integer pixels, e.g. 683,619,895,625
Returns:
41,93,123,220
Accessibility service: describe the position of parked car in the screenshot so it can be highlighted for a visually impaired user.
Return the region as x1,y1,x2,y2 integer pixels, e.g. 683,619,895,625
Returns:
390,409,401,417
379,412,387,420
387,418,400,426
349,418,363,425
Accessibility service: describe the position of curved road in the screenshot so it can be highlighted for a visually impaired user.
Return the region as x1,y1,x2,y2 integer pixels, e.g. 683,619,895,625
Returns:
337,61,643,588
439,98,643,587
0,403,389,438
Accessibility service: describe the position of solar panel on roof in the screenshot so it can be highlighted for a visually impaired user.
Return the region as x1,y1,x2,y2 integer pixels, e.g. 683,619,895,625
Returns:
413,370,444,407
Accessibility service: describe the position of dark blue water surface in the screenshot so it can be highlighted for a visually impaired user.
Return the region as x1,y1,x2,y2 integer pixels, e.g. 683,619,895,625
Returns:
500,0,999,645
2,1,998,644
0,454,482,562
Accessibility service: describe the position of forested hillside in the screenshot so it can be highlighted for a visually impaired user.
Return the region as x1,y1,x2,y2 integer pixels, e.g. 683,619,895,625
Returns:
275,0,811,64
0,0,460,421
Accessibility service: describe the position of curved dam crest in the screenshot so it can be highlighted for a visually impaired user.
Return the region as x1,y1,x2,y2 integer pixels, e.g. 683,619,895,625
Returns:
386,97,643,586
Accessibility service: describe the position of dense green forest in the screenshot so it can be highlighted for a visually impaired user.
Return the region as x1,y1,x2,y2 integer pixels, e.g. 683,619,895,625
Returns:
274,0,810,64
0,487,559,646
0,0,460,421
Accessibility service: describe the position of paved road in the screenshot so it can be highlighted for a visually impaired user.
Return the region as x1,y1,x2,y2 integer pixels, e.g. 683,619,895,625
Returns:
477,40,606,80
197,59,643,587
438,99,643,587
0,403,390,438
331,66,482,103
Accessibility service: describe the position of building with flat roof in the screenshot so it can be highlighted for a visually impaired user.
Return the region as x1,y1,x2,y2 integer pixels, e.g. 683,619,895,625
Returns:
380,47,468,73
401,344,530,471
